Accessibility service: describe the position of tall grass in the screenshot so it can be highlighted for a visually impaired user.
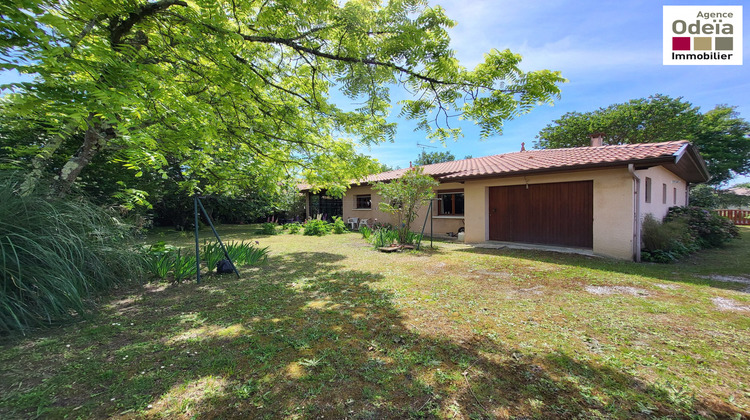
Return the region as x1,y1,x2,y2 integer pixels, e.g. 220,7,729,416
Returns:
0,176,144,334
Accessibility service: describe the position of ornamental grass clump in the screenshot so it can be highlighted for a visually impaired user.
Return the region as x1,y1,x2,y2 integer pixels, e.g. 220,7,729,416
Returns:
0,176,144,334
144,240,268,281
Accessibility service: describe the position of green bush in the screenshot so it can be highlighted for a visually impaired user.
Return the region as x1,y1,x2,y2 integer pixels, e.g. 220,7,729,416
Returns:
285,222,302,234
260,222,277,235
641,206,739,263
0,176,144,333
303,219,330,236
331,216,347,234
359,225,372,240
641,215,697,263
664,206,739,248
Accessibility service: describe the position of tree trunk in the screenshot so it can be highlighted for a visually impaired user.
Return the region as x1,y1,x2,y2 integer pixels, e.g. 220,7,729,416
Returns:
18,123,77,196
55,117,112,196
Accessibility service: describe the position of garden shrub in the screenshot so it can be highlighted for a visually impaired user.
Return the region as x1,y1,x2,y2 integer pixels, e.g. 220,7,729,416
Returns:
664,206,739,248
331,216,347,234
303,219,330,236
285,222,302,234
641,215,697,263
0,176,144,333
260,222,277,235
641,206,739,263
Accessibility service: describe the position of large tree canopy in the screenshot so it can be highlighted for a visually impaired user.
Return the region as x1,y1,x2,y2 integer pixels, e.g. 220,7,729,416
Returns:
535,95,750,185
1,0,565,198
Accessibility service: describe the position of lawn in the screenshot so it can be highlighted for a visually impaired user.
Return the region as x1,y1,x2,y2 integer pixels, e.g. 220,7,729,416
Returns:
1,226,748,419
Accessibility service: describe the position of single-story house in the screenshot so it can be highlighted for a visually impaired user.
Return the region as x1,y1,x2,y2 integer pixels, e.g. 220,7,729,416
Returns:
303,139,710,261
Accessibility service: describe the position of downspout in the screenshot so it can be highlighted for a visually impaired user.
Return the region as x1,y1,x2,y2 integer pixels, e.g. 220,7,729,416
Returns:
628,164,642,262
685,183,691,206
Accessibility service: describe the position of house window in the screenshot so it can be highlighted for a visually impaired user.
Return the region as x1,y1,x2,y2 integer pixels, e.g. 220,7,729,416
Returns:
645,177,652,203
355,194,371,209
673,188,677,205
662,183,667,204
438,191,464,215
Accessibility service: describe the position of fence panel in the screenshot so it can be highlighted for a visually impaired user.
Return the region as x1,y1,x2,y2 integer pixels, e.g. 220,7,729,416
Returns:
715,209,750,225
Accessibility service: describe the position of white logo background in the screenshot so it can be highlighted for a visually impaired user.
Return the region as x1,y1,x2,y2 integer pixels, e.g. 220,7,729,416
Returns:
663,5,743,66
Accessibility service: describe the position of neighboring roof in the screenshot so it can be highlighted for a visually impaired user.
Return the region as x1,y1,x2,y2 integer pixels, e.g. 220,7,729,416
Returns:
357,140,710,185
727,187,750,196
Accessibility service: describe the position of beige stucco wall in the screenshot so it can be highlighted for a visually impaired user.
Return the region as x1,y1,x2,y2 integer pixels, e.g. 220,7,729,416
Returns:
462,168,637,260
635,166,687,221
343,183,465,237
335,165,689,261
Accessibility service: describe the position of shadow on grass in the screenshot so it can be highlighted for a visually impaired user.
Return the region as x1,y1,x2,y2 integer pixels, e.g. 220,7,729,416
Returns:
453,234,750,294
0,252,746,419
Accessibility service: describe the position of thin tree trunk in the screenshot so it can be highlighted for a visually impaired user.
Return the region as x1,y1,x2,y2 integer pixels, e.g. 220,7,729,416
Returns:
18,123,76,196
55,117,112,196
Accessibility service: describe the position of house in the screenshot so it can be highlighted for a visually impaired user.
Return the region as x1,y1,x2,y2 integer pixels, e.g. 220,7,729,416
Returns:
303,139,710,261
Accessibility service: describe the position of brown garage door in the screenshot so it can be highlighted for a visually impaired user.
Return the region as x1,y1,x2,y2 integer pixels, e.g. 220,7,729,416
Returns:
488,181,593,248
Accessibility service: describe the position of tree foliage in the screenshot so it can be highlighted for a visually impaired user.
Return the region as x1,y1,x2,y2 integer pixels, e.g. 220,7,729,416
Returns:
689,184,750,210
1,0,565,199
373,166,438,244
535,95,750,184
694,105,750,185
415,150,455,165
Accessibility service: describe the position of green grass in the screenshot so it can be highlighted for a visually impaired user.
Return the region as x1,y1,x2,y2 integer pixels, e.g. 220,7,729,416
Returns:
1,225,748,419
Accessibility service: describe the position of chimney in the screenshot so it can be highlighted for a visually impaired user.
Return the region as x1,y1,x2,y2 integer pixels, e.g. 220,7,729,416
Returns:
520,142,526,152
588,133,605,147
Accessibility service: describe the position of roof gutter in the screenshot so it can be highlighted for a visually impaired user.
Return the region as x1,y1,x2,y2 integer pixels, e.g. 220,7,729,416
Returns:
628,164,642,262
672,142,689,163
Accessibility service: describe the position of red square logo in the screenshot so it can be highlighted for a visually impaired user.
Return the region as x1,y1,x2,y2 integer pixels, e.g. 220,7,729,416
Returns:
672,37,691,50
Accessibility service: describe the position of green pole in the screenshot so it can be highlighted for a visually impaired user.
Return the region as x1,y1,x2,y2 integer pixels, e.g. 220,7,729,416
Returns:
416,200,432,250
197,198,240,278
194,195,201,284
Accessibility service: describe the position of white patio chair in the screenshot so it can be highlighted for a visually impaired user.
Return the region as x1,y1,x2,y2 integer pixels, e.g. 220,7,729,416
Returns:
347,217,359,230
358,218,370,229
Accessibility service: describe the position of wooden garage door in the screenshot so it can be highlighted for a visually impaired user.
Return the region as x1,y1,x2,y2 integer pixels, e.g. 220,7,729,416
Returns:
488,181,593,248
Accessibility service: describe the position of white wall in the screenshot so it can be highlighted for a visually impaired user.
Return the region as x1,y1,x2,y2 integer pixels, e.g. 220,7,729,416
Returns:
636,166,687,221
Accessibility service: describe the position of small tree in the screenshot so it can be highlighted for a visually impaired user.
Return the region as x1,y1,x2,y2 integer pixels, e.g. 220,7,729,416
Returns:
373,167,438,244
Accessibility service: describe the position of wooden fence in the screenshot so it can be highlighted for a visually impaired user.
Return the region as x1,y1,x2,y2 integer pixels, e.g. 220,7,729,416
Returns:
715,209,750,225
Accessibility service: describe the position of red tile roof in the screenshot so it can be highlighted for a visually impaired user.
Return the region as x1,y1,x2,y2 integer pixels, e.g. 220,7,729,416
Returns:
359,141,708,183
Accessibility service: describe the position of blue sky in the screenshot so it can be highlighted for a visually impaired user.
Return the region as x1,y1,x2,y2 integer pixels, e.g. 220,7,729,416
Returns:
355,0,750,185
1,0,748,184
